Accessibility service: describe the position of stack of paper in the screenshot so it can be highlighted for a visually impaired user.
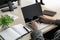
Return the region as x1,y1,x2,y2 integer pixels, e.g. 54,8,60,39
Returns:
7,13,18,21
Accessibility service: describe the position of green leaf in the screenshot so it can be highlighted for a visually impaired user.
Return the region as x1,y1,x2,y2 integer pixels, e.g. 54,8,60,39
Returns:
0,15,14,27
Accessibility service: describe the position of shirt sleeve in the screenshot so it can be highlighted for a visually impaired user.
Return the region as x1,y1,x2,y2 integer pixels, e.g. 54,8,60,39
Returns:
31,30,44,40
56,20,60,26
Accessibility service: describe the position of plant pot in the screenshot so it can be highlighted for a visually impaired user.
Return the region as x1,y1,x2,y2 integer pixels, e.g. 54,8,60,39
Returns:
0,26,9,31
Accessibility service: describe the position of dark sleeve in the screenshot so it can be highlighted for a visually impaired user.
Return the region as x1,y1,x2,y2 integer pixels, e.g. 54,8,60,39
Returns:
56,20,60,26
31,30,44,40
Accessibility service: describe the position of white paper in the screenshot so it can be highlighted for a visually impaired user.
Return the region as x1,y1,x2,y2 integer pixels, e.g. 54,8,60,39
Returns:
7,13,18,21
12,24,28,36
0,28,20,40
38,23,50,29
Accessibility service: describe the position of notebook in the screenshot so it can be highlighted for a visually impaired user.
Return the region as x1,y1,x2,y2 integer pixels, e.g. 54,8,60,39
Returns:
0,24,31,40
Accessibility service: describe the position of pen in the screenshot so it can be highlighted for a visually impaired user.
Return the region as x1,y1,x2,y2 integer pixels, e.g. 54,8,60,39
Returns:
23,26,30,33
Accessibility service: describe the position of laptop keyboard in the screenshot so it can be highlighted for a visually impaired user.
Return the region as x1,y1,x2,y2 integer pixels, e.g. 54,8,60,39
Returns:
27,18,50,30
38,23,50,30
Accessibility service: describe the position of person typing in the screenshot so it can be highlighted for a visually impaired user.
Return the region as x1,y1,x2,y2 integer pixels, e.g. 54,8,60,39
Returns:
30,15,60,40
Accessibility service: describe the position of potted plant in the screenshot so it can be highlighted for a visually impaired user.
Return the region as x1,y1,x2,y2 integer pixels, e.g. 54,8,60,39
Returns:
0,15,14,31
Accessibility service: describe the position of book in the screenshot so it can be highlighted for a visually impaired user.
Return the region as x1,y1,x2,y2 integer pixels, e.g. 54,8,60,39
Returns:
0,24,31,40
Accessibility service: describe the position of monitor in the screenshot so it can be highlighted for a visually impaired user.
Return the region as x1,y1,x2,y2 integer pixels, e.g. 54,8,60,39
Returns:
0,0,17,8
0,0,20,12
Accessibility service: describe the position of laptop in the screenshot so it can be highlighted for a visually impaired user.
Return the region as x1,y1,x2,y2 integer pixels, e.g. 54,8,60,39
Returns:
21,3,50,29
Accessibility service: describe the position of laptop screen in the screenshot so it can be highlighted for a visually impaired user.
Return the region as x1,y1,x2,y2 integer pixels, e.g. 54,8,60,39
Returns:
21,3,43,23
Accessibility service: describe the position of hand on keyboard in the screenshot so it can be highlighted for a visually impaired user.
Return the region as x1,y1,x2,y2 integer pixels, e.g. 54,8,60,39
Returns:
28,21,50,30
39,15,56,24
29,21,40,30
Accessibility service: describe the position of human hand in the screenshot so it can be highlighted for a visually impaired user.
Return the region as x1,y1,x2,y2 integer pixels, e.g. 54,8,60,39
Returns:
30,21,40,30
39,15,56,24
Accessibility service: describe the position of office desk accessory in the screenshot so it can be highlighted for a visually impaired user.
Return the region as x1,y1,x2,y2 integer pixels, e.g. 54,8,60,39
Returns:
0,15,13,31
0,0,20,12
43,10,56,17
0,35,5,40
7,13,18,21
0,24,31,40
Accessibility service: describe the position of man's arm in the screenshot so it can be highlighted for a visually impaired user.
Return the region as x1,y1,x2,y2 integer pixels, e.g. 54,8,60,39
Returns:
56,20,60,26
30,15,60,40
39,15,60,26
30,21,44,40
31,30,44,40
